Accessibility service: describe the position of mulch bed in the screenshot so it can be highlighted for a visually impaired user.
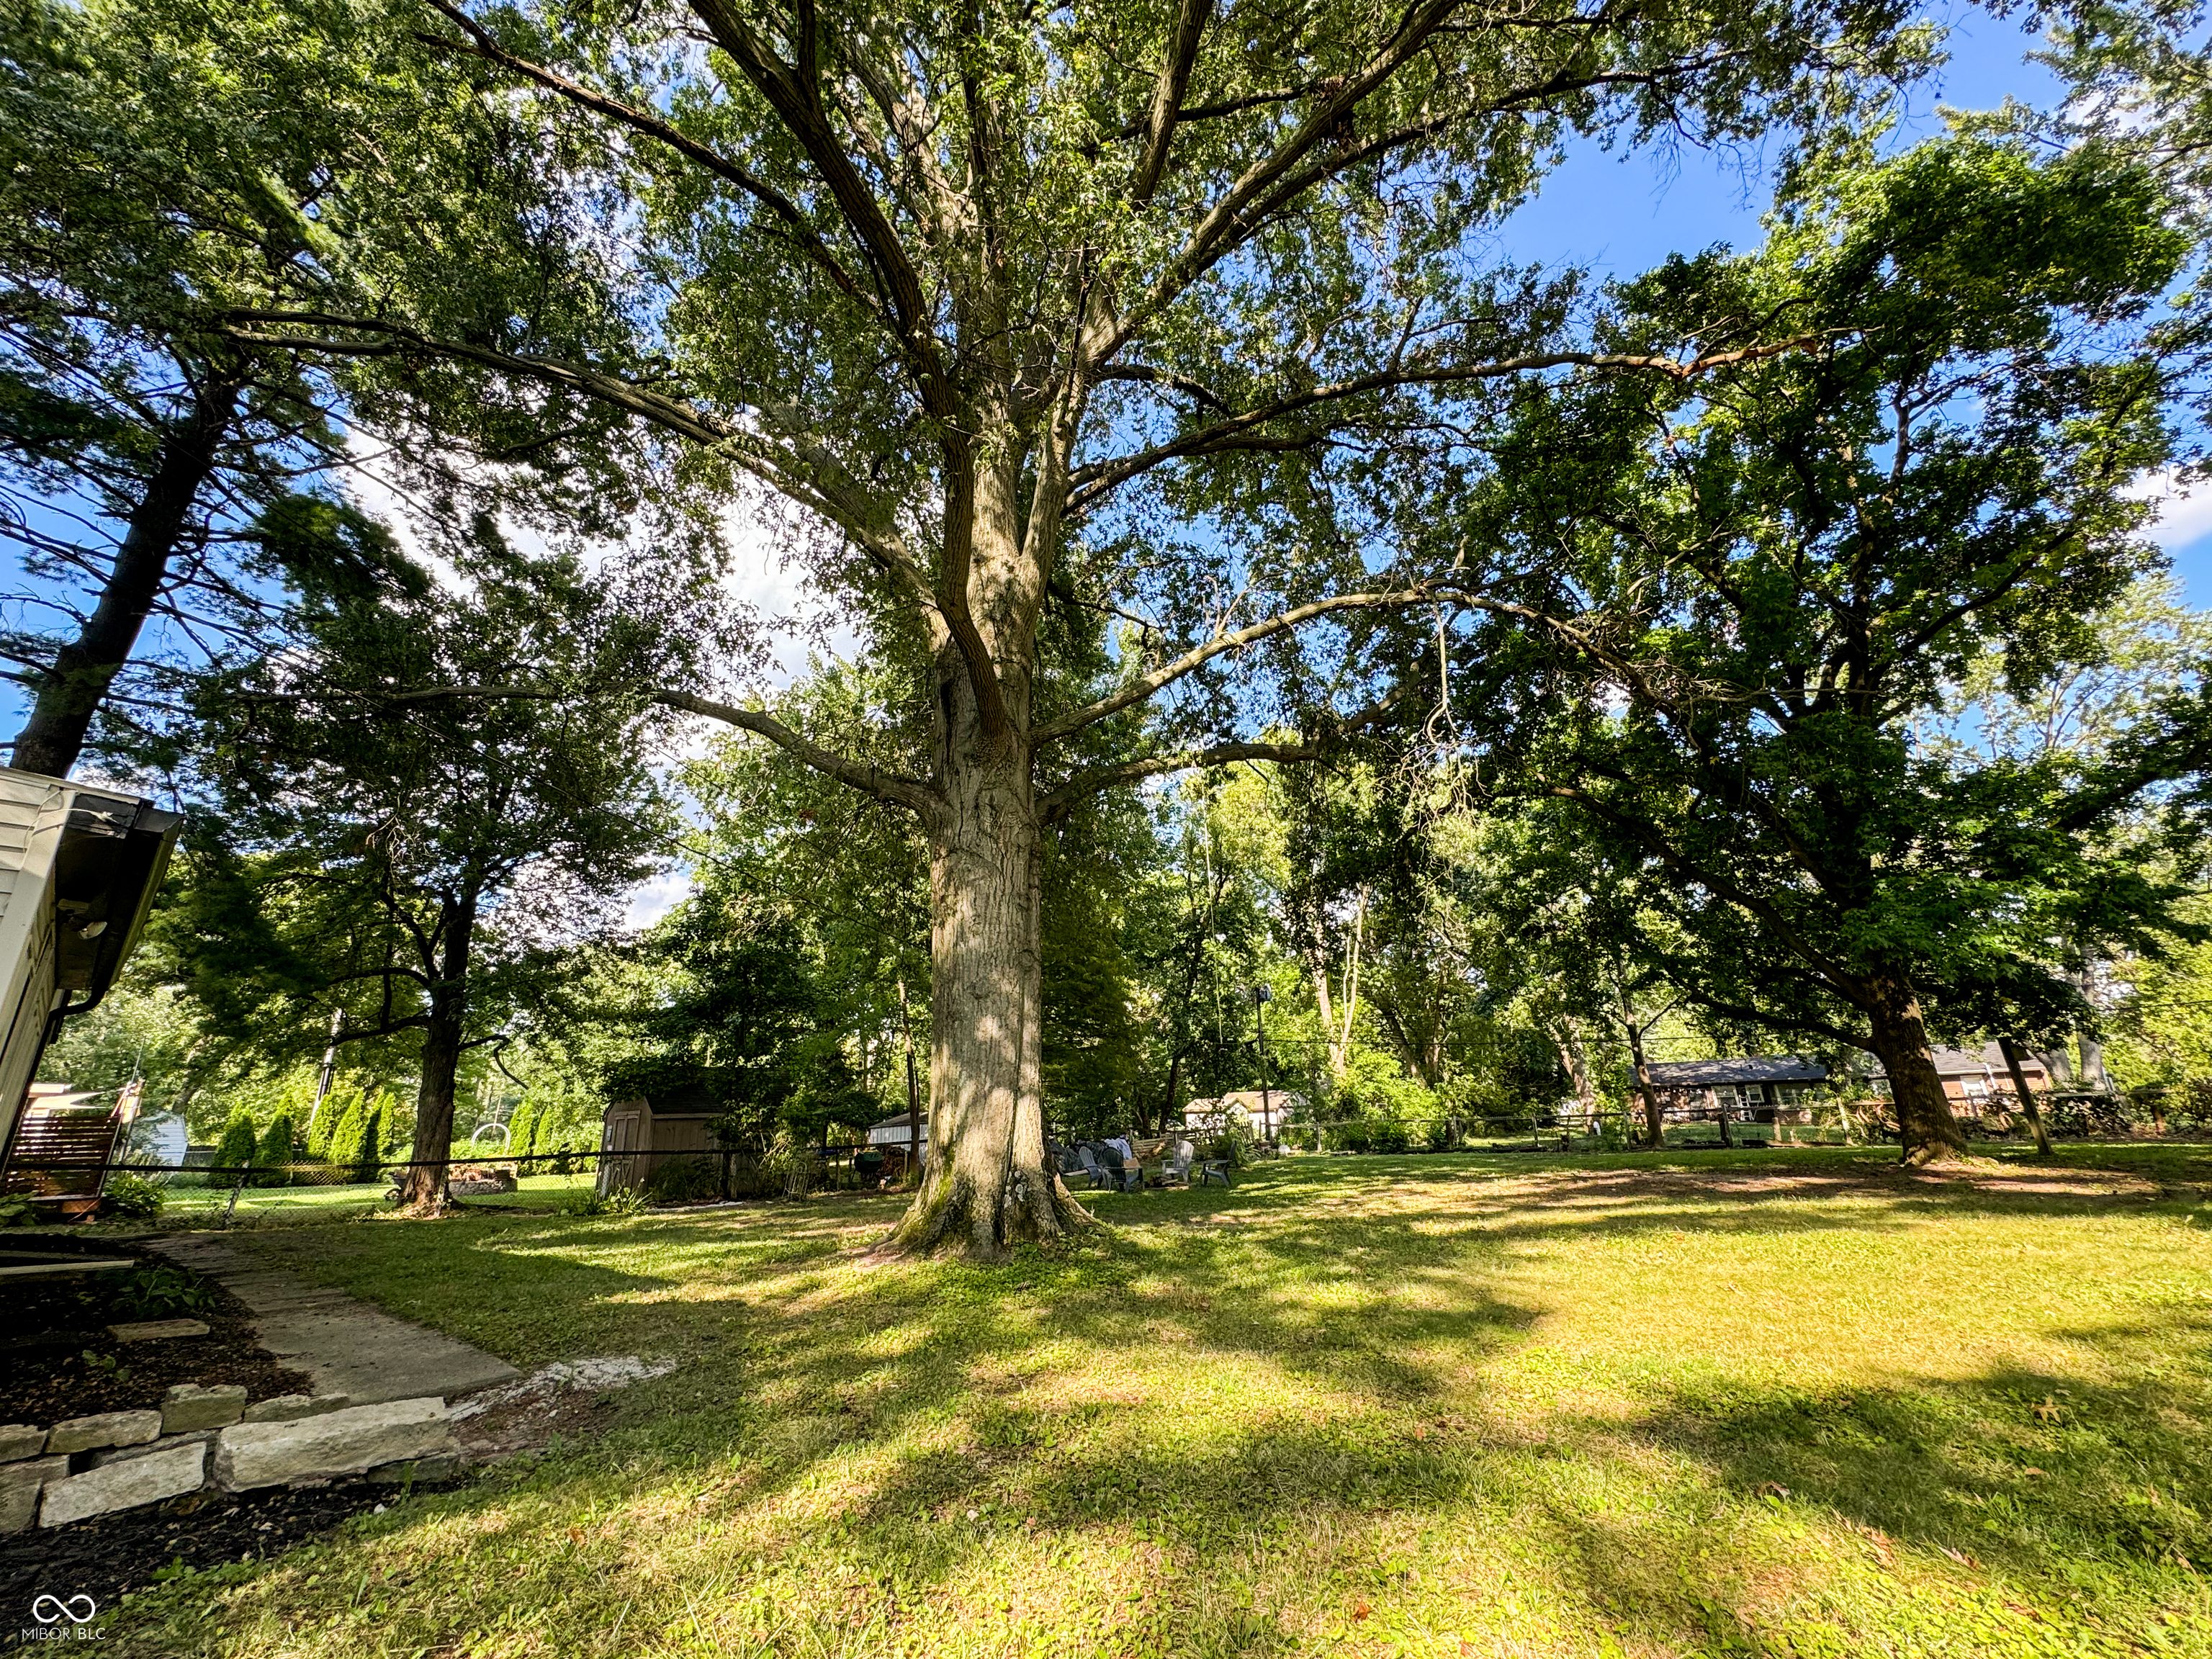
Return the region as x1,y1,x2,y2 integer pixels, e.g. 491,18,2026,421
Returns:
0,1242,310,1424
0,1473,467,1642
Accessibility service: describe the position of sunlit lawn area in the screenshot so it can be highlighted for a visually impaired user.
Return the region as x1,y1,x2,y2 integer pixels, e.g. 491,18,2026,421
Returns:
137,1170,602,1224
108,1143,2212,1658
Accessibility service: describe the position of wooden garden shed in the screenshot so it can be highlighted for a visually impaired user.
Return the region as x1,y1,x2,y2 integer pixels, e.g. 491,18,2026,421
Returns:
595,1088,723,1197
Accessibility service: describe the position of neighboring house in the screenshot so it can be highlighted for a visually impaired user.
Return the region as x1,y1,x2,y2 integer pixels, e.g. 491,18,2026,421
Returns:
1637,1056,1830,1120
0,768,181,1210
1182,1089,1305,1141
1858,1043,2054,1106
866,1111,928,1151
1638,1044,2058,1122
123,1106,188,1167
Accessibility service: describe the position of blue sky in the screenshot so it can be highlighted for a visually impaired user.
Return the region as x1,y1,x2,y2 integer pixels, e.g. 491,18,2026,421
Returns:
13,4,2199,772
1488,4,2212,601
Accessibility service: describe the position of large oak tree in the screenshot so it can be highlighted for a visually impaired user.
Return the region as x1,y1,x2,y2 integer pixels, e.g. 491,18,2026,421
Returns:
226,0,1923,1252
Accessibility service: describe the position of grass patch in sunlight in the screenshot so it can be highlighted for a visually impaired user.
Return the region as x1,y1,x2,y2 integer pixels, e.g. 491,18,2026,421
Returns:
103,1141,2212,1658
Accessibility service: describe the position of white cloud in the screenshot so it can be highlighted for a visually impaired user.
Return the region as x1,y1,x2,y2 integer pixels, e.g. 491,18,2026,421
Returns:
2127,469,2212,552
624,866,691,930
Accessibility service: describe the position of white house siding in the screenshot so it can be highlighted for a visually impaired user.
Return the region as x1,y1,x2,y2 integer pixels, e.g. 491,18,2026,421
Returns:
0,773,71,1162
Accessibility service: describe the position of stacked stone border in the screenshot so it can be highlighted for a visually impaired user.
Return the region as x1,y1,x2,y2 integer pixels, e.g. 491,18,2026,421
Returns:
1,1386,462,1531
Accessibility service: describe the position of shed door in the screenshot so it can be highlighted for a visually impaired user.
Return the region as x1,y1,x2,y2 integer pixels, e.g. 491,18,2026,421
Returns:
600,1111,641,1196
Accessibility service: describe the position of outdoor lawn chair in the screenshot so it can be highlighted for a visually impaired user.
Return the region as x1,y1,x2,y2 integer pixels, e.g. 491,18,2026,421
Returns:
1196,1156,1232,1187
1160,1140,1195,1185
1098,1141,1141,1191
1071,1143,1113,1190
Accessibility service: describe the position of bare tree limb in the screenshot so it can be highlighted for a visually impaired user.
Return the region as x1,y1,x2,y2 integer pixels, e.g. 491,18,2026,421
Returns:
652,688,938,813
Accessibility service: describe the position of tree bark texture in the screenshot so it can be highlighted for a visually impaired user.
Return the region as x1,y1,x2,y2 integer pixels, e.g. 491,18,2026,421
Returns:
398,899,475,1213
1862,971,1968,1163
10,377,240,778
1621,998,1665,1148
886,477,1090,1255
1997,1035,2054,1158
889,750,1087,1256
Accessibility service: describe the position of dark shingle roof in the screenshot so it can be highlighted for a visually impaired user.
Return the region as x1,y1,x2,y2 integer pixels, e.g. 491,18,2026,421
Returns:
1640,1055,1829,1088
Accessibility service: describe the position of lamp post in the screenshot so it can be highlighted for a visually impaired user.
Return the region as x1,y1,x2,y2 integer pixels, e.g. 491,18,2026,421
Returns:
1249,984,1274,1141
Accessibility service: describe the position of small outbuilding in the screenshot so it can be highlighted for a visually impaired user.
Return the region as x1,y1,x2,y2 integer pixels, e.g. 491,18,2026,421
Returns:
865,1110,928,1152
597,1087,724,1196
1182,1089,1305,1141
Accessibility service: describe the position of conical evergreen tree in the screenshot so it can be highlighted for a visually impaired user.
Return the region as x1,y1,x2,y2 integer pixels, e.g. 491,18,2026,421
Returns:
348,1103,382,1184
324,1092,364,1177
254,1113,296,1188
212,1108,258,1182
305,1087,350,1162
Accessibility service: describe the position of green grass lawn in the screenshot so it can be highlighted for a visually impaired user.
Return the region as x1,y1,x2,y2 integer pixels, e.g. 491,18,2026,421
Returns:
132,1170,603,1225
105,1143,2212,1658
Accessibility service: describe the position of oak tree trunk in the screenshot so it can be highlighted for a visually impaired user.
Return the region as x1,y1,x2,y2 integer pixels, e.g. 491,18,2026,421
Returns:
1863,972,1968,1164
886,655,1089,1259
11,377,240,778
400,999,465,1213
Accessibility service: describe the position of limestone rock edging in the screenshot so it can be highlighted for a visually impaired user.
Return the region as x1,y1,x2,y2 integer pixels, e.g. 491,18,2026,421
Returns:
45,1410,161,1455
39,1442,207,1527
161,1383,247,1433
215,1398,457,1491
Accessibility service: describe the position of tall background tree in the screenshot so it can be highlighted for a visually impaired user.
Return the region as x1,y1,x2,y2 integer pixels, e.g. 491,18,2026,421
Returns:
0,0,651,777
168,504,678,1209
1449,138,2200,1161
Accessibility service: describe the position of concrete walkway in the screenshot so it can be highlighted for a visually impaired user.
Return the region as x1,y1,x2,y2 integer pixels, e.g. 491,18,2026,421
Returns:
152,1234,519,1407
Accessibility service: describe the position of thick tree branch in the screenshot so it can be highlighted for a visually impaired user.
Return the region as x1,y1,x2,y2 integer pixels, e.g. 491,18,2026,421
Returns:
688,0,953,409
1110,0,1466,353
652,688,938,813
223,310,941,617
1070,339,1826,511
1040,739,1321,819
685,0,1010,744
1115,32,1766,358
1098,363,1232,414
415,1,878,312
1040,697,1400,817
1132,0,1215,205
1034,587,1442,745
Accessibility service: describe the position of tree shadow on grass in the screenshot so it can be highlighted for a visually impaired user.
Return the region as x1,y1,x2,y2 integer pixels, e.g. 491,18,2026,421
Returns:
179,1152,2212,1657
